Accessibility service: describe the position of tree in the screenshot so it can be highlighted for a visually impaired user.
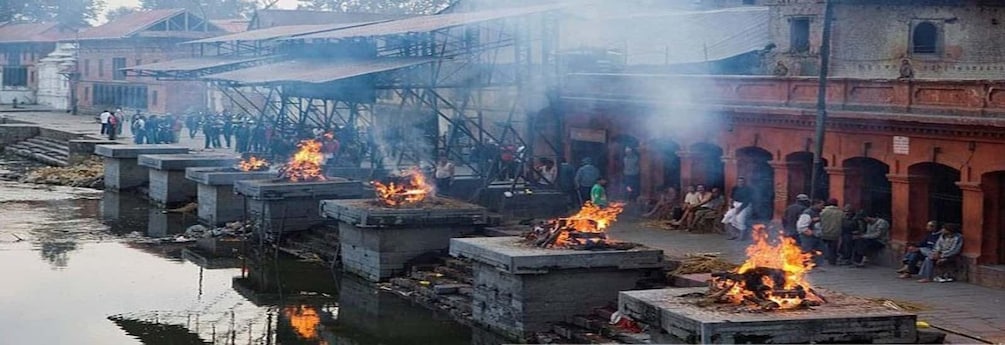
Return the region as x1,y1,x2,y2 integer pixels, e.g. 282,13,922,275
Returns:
105,6,138,21
140,0,257,19
296,0,452,14
0,0,104,26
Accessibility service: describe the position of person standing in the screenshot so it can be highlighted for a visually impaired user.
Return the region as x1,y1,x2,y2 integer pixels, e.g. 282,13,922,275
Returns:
818,198,844,265
114,108,123,136
131,116,146,144
144,115,159,144
783,194,811,243
838,205,861,265
106,112,119,140
590,177,608,207
724,177,753,240
796,199,826,264
623,147,641,201
536,157,557,187
574,158,600,205
434,156,456,195
99,110,111,135
222,114,235,148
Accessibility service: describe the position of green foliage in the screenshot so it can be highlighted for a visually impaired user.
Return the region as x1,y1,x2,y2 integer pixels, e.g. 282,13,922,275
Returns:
296,0,453,14
0,0,105,26
105,6,137,21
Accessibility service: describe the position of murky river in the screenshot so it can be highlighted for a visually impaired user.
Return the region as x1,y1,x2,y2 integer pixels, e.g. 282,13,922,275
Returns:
0,155,482,345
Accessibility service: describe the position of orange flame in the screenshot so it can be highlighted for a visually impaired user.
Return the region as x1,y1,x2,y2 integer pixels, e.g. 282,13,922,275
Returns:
372,168,432,207
280,139,326,182
716,225,823,309
238,156,269,171
552,202,624,247
282,305,321,340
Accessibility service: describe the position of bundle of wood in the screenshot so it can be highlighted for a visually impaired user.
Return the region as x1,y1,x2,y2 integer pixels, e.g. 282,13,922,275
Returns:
21,158,103,188
672,253,737,275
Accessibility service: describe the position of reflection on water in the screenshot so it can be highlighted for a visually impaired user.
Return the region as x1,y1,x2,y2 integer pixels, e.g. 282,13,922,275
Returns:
0,176,485,345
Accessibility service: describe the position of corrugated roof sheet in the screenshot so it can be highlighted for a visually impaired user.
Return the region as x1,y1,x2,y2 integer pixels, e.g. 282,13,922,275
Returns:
75,9,223,40
248,9,409,29
202,57,435,84
210,19,250,33
0,22,74,43
123,56,272,72
291,3,566,41
185,21,382,44
563,6,771,65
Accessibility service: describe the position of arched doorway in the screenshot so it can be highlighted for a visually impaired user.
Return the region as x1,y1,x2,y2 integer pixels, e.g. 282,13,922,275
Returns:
785,152,828,201
843,157,892,217
981,171,1005,264
908,163,962,235
736,146,774,221
690,143,724,189
651,139,681,192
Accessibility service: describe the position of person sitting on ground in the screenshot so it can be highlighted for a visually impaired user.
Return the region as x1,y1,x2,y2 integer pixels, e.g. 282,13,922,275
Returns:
852,213,889,267
643,186,678,219
917,223,963,283
898,221,942,278
676,184,711,227
797,199,826,264
689,187,725,230
837,205,861,265
590,177,608,208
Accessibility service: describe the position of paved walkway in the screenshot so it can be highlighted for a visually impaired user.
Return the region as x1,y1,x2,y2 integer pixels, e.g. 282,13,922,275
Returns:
609,221,1005,344
1,107,233,154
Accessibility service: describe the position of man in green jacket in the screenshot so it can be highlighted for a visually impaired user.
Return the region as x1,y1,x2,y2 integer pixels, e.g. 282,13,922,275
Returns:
590,177,608,207
818,199,844,265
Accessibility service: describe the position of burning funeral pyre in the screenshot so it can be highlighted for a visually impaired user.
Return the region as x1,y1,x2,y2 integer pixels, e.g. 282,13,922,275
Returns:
524,202,637,250
238,156,269,172
278,139,327,182
371,168,433,207
707,225,826,311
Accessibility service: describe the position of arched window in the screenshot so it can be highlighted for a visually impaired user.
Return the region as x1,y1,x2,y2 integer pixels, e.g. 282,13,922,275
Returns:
913,22,938,54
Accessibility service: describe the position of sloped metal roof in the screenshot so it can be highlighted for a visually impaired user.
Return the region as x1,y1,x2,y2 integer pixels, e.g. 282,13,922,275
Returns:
0,22,74,43
184,21,383,44
123,56,272,72
201,57,436,84
248,9,409,29
75,9,224,40
290,3,566,41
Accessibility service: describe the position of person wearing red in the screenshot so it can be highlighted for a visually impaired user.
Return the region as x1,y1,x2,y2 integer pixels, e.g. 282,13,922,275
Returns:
321,132,340,175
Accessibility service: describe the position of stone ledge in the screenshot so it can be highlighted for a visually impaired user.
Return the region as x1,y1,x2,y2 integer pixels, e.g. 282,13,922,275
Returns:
450,237,665,274
94,144,188,158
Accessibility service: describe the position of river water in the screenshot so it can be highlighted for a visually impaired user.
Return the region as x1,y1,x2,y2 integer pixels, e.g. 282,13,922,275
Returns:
0,155,481,345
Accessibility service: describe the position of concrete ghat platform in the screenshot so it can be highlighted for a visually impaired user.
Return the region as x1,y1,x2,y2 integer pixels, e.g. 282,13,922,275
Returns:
322,198,489,282
449,236,665,274
186,167,276,226
619,287,918,344
94,144,189,191
320,197,489,227
138,154,238,207
450,236,665,339
235,178,364,234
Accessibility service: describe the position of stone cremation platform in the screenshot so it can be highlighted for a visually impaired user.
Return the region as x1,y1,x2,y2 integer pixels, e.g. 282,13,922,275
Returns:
322,197,489,282
94,144,188,191
235,178,364,234
138,154,239,207
619,287,918,344
186,167,276,226
449,236,665,340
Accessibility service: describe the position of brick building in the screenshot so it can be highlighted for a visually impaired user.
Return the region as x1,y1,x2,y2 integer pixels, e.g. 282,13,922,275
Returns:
558,0,1005,288
0,22,75,104
72,9,225,115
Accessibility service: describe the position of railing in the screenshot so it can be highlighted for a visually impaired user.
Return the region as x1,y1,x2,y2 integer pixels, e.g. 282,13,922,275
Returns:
562,73,1005,119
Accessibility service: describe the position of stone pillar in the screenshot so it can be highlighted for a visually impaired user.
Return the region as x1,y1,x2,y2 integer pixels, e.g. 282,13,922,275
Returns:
677,150,694,190
722,155,737,195
638,144,657,200
825,167,847,205
769,160,791,221
886,174,912,247
955,182,986,265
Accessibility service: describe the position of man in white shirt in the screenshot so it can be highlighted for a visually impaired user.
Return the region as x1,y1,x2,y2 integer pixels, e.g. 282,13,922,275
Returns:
99,110,111,135
683,185,700,207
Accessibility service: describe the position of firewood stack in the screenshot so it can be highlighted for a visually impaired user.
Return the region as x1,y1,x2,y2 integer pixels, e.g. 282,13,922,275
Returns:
525,219,638,250
708,267,824,311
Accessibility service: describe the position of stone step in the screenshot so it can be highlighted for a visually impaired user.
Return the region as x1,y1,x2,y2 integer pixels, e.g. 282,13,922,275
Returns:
30,136,70,147
7,144,69,162
4,146,68,167
19,139,70,157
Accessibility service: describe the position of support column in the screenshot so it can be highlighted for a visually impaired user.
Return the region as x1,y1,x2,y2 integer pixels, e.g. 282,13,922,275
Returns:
886,174,912,247
638,144,657,200
677,150,694,190
955,182,986,265
825,167,847,205
722,155,737,196
769,160,792,221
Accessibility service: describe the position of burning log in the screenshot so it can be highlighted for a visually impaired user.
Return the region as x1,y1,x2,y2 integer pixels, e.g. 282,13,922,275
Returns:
524,202,632,250
278,139,327,182
372,168,432,207
238,156,269,172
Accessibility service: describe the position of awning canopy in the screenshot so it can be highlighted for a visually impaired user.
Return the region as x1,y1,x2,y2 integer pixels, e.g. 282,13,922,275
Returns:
124,56,272,72
201,57,436,85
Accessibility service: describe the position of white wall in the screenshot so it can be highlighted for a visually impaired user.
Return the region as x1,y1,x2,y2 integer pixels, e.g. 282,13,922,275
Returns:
36,43,76,110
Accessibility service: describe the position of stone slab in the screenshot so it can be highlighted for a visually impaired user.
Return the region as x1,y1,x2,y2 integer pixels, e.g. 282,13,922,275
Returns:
450,237,665,274
197,184,246,226
103,156,147,191
186,167,276,186
234,178,364,200
138,154,238,171
321,198,489,227
148,169,196,206
94,144,188,158
619,287,918,344
339,222,479,281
